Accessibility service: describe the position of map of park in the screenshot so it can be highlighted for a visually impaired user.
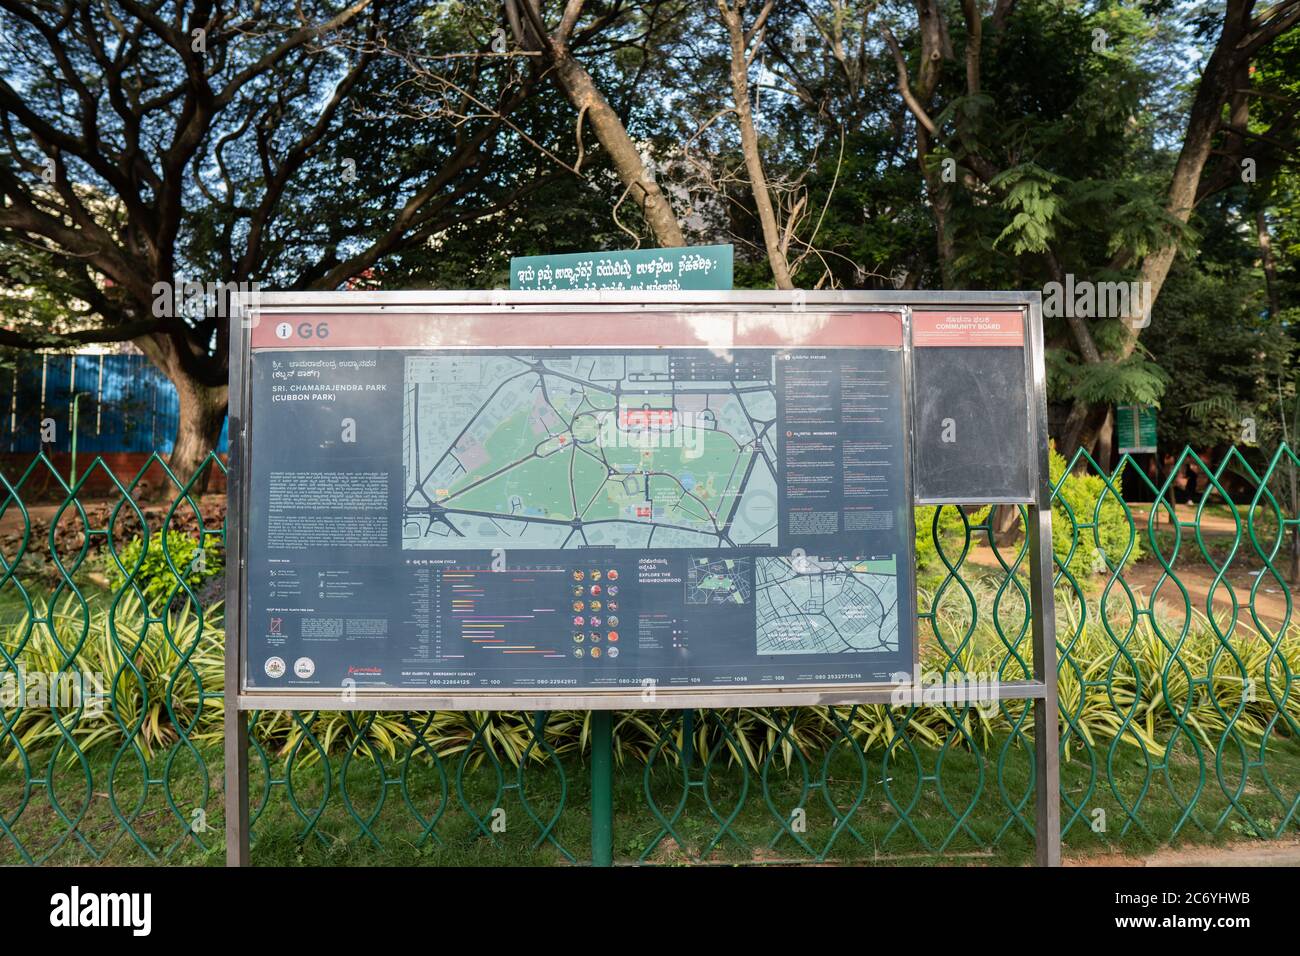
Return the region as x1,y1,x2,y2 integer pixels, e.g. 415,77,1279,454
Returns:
685,557,752,605
755,556,899,655
402,353,780,549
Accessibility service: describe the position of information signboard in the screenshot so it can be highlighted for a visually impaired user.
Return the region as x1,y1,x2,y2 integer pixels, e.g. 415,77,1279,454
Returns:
228,292,1050,708
911,310,1033,502
510,244,733,291
240,308,914,694
225,291,1061,867
1116,403,1158,454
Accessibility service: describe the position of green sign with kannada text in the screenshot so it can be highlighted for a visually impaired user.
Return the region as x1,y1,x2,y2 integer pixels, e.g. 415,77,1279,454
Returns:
510,244,733,291
1116,404,1157,454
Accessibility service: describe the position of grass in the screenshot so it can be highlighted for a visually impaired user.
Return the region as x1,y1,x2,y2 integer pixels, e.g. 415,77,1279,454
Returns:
2,730,1297,867
0,567,116,629
2,534,1296,867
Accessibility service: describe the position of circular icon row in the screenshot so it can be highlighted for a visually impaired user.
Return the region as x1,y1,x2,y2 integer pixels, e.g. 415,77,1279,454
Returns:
573,631,619,643
574,646,618,659
572,612,617,625
264,656,315,679
572,569,619,582
572,584,621,596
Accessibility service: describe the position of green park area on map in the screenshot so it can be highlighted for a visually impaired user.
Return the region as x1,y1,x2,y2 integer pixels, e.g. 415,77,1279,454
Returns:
401,352,780,549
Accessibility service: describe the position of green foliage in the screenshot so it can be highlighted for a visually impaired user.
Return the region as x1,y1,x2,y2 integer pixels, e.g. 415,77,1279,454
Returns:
103,532,224,607
989,164,1068,255
914,504,992,590
2,593,222,760
11,581,1294,776
1051,349,1170,406
1049,443,1143,585
1146,253,1297,452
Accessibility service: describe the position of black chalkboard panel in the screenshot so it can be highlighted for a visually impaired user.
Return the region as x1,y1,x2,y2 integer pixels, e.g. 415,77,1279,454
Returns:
912,346,1032,501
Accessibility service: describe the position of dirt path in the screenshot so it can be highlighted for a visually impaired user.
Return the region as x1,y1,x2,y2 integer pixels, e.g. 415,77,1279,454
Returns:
1120,562,1291,632
1069,835,1300,867
961,506,1293,631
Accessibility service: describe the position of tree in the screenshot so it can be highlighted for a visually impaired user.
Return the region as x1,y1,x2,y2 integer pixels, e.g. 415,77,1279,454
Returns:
878,0,1300,458
0,0,558,482
758,2,934,288
504,0,689,248
1085,0,1300,456
716,0,797,288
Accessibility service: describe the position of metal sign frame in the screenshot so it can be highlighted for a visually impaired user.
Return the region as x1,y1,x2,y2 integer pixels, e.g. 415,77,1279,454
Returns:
224,289,1059,866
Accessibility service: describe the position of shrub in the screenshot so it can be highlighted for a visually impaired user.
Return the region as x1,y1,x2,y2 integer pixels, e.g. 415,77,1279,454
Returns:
102,531,224,607
4,586,1295,772
1,592,223,760
1049,443,1143,586
914,504,992,590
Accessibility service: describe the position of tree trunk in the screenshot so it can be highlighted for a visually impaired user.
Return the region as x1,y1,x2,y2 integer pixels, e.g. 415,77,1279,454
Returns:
506,0,686,249
1055,7,1262,453
719,1,794,290
170,376,229,494
1058,400,1110,464
551,55,687,248
1290,524,1300,584
991,503,1022,548
1095,407,1114,473
135,332,228,495
1115,15,1245,359
1256,208,1280,320
918,131,955,287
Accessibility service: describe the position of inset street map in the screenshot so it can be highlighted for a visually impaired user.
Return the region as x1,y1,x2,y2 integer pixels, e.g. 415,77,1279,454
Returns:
402,353,780,549
685,557,752,605
755,556,899,655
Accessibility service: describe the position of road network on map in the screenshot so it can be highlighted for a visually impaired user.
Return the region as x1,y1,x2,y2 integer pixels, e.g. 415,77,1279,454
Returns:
402,353,780,549
754,556,899,655
685,557,752,605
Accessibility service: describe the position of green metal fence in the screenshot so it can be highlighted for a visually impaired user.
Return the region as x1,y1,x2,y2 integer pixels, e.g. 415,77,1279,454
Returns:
1,445,1297,865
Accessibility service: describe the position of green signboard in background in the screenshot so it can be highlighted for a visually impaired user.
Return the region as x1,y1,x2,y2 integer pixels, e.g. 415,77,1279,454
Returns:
1116,403,1158,454
510,243,733,291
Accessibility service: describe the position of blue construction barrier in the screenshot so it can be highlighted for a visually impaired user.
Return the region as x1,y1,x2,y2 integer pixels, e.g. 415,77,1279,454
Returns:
1,352,229,454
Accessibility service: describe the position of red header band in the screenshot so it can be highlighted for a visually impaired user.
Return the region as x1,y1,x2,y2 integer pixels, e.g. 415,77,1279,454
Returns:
912,310,1025,347
249,310,904,350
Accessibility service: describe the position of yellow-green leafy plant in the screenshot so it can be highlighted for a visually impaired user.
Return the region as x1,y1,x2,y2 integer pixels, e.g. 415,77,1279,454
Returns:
102,531,224,607
1049,443,1144,588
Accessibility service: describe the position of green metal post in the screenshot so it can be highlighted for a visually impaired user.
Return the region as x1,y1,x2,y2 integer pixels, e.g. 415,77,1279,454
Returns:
591,709,613,866
682,709,695,769
69,392,85,485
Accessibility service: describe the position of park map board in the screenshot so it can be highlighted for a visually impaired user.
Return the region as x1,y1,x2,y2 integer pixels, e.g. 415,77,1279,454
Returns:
237,301,1034,698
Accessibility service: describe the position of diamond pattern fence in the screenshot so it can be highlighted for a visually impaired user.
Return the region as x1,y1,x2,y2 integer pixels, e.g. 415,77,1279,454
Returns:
0,445,1296,865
